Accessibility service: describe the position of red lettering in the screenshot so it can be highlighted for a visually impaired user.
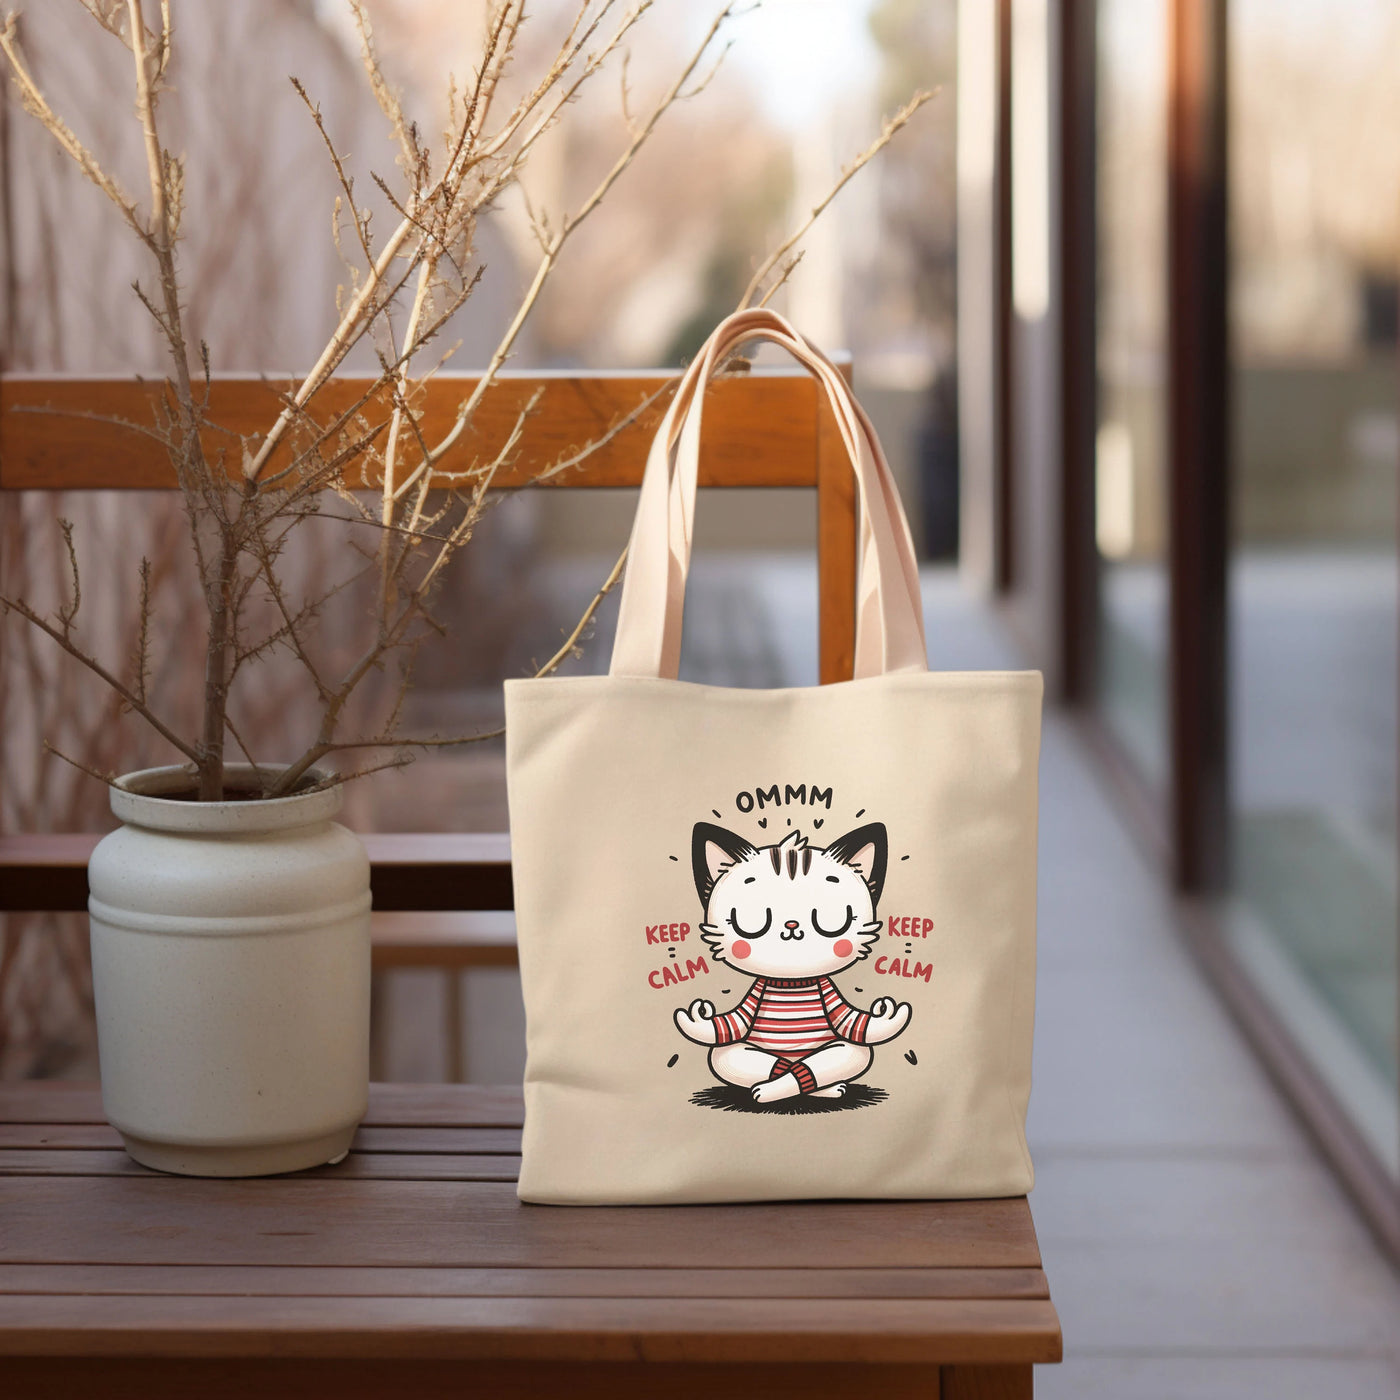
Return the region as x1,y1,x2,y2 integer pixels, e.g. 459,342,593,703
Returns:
685,956,708,979
680,922,690,940
661,964,678,987
648,969,664,989
913,961,933,982
646,925,661,945
874,955,889,974
888,915,936,938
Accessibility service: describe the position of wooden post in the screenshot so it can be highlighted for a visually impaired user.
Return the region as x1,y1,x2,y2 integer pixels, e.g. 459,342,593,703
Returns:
1167,0,1230,892
943,1363,1034,1399
1057,0,1098,706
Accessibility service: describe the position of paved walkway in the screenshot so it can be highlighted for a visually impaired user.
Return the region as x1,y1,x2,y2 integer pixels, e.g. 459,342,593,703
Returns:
908,567,1400,1399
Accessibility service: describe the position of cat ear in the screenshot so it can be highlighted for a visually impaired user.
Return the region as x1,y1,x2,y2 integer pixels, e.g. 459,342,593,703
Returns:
824,822,888,905
691,822,756,904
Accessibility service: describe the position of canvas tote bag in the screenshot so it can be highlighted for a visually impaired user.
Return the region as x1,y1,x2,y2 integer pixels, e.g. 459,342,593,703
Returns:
505,308,1041,1205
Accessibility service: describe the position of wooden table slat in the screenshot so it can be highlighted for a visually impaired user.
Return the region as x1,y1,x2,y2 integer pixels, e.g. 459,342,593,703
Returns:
0,1082,528,1128
0,1124,524,1154
0,1150,523,1181
0,1293,1064,1365
0,1264,1050,1301
0,1178,1042,1270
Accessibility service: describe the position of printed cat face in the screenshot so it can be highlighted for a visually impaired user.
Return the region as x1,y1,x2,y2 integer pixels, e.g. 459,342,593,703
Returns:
692,823,887,979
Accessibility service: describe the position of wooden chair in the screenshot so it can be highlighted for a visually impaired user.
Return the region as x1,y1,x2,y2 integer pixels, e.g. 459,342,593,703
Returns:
0,369,1062,1395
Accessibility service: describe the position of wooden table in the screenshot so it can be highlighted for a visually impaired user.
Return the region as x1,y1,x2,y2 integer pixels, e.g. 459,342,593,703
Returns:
0,1083,1062,1399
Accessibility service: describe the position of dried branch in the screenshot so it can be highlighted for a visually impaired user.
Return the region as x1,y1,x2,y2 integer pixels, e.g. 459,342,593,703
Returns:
348,0,415,171
1,594,199,761
0,15,149,240
43,741,117,788
130,556,153,707
56,518,80,636
535,544,627,678
12,402,173,446
531,380,674,484
316,753,415,787
1,0,926,807
221,712,268,790
739,88,938,310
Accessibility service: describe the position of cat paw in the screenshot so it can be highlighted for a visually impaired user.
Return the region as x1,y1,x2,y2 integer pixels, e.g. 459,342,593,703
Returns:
752,1075,800,1104
866,1000,911,1043
674,1001,718,1044
808,1082,847,1099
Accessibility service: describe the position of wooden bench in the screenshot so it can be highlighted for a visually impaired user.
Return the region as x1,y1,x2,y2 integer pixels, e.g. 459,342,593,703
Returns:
0,369,1062,1391
0,1080,1062,1399
0,369,856,1001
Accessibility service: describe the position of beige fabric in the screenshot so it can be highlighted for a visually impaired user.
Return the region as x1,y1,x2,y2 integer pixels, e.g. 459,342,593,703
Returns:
506,310,1041,1205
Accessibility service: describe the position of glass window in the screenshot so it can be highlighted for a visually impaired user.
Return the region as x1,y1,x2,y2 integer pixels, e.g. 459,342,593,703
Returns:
1094,0,1170,791
1224,0,1399,1173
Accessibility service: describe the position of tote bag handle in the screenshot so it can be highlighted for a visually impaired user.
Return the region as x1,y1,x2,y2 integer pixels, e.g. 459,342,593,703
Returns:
609,308,928,680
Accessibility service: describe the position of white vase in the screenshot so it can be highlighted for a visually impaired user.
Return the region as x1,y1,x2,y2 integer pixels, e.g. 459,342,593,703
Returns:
88,764,371,1176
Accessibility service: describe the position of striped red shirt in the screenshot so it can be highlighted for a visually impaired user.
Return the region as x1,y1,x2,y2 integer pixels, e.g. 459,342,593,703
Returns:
711,976,871,1054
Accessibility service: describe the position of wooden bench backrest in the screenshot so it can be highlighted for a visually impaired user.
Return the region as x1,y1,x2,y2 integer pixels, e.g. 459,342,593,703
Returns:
0,368,859,913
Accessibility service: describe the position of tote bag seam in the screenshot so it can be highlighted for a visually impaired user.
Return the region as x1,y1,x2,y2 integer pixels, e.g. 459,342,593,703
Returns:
1000,735,1038,1189
1003,903,1035,1187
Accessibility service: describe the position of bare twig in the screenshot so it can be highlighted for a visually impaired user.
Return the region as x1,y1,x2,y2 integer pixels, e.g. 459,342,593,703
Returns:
0,594,200,761
43,741,117,787
130,556,152,706
56,518,80,636
739,89,938,309
535,544,628,679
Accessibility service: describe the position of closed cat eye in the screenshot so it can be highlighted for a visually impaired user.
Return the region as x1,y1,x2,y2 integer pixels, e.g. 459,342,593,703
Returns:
727,907,772,938
812,904,854,937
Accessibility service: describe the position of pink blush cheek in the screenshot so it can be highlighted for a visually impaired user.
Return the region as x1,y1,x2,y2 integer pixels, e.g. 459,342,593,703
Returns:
731,940,752,960
833,939,853,959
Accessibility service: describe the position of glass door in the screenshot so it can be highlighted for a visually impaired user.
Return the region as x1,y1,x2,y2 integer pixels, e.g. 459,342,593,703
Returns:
1224,0,1399,1174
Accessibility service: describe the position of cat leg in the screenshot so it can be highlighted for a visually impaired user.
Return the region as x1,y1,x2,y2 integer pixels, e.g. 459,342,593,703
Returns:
749,1053,820,1103
751,1069,803,1103
749,1043,876,1104
709,1043,778,1089
796,1042,874,1098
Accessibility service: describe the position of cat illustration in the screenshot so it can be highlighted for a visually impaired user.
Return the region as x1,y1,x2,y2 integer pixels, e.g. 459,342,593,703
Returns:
674,823,912,1104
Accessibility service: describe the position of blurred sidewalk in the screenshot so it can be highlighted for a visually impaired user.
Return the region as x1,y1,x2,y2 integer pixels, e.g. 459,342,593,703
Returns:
908,564,1400,1399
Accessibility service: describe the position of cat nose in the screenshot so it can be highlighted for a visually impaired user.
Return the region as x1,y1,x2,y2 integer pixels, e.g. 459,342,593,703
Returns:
785,920,799,930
